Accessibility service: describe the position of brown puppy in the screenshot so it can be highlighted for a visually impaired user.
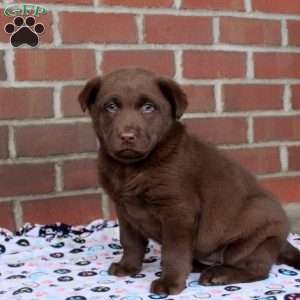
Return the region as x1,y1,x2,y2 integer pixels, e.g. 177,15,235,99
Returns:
79,68,300,295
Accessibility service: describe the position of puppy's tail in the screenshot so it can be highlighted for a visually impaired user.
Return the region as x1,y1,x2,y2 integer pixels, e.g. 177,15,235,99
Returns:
277,241,300,269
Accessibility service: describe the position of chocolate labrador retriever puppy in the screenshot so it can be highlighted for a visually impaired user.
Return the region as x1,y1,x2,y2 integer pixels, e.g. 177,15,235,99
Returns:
79,68,300,295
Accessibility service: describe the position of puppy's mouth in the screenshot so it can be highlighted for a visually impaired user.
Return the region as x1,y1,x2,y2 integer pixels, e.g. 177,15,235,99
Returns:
114,149,148,163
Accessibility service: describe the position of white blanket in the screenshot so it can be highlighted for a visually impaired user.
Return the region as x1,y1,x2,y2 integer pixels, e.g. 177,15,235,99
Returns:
0,219,299,300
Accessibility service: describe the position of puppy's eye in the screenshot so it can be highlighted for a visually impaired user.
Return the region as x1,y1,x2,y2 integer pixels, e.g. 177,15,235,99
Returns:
142,102,155,113
104,102,119,113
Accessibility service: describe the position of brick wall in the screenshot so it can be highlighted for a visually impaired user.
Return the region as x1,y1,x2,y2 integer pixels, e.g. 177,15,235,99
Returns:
1,0,300,231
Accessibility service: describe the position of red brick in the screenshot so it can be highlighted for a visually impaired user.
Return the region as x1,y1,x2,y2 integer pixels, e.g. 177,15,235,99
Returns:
181,0,244,11
22,194,103,225
254,116,300,142
102,51,175,77
223,84,283,112
291,85,300,110
260,177,300,203
0,10,7,42
60,12,137,43
0,88,53,120
61,85,85,117
255,53,300,78
0,201,15,231
0,51,6,80
288,146,300,171
15,123,97,157
63,159,99,190
182,85,214,113
224,147,280,174
144,15,212,44
220,17,281,45
0,163,54,197
29,0,92,4
1,11,53,43
15,49,96,81
0,127,8,159
101,0,172,7
183,51,246,79
184,117,247,145
288,20,300,46
252,0,300,14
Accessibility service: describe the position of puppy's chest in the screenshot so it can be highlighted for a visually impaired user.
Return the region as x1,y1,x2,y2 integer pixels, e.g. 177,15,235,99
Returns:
121,195,161,242
106,172,161,240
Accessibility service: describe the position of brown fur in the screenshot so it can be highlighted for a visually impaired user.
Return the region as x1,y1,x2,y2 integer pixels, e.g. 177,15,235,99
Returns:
79,68,300,295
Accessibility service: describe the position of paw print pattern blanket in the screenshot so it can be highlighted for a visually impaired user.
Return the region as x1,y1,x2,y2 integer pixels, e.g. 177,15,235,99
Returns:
0,219,300,300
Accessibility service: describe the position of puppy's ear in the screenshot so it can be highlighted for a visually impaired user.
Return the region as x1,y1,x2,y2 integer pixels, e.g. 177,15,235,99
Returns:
156,77,188,119
78,77,102,112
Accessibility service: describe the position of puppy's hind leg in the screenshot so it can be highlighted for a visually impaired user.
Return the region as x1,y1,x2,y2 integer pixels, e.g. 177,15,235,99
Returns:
199,236,281,286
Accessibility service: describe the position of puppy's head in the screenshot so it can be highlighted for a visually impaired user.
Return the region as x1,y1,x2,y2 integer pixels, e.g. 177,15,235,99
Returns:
79,68,187,164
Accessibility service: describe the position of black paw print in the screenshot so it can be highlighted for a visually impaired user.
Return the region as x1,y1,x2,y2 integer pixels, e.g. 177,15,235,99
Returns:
4,16,44,47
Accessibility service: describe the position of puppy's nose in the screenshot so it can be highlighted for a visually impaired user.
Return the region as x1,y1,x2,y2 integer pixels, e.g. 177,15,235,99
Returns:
120,132,136,142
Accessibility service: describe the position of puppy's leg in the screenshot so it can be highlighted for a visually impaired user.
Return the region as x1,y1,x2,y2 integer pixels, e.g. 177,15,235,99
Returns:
192,259,209,272
200,236,281,286
108,208,147,277
150,214,194,295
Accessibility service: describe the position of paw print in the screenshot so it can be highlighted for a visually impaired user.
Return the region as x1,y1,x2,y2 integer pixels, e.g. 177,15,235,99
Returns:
4,16,45,47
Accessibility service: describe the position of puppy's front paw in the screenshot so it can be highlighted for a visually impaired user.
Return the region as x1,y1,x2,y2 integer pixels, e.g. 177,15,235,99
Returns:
108,262,141,277
150,278,185,295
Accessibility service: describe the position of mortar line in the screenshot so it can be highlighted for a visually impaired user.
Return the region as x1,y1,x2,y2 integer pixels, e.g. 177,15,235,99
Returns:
12,200,23,229
0,117,92,126
53,85,63,118
257,172,300,179
2,42,300,52
173,0,182,9
1,110,300,127
212,17,220,44
55,162,64,192
4,49,15,83
280,145,289,172
52,10,62,46
244,0,252,12
135,14,144,44
93,50,101,75
283,84,292,112
0,188,104,203
2,78,300,88
281,19,289,47
8,126,16,159
101,192,111,219
246,52,254,79
247,117,254,144
174,50,182,82
214,83,223,113
0,153,98,165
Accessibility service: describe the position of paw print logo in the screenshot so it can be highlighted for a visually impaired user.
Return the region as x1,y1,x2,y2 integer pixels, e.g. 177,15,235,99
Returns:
4,16,45,47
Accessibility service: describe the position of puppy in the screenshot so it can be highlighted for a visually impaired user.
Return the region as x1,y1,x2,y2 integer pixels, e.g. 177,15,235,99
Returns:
79,68,300,295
